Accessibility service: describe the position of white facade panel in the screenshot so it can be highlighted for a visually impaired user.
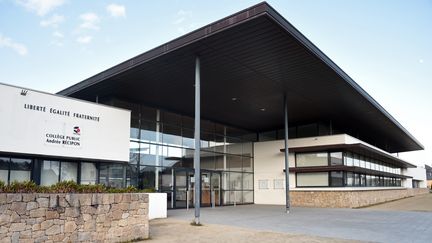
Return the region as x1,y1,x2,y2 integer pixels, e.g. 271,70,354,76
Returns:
0,83,131,162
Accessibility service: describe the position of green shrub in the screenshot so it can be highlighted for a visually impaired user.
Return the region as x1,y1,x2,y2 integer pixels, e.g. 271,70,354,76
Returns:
0,180,156,194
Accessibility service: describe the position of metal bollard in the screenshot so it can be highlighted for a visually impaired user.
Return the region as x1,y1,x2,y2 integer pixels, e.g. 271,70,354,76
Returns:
171,192,174,208
186,190,190,210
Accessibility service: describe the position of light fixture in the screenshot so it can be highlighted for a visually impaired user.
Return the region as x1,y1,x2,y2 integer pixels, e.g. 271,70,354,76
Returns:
231,97,238,101
260,108,266,112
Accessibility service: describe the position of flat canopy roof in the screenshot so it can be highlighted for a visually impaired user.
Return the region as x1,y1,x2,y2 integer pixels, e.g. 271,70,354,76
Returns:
58,2,423,153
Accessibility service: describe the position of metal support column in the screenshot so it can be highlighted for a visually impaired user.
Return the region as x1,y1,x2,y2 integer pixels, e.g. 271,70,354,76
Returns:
194,56,201,224
284,94,291,213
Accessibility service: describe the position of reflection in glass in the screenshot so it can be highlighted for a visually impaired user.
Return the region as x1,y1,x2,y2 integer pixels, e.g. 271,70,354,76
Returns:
81,162,97,185
0,157,8,183
330,152,343,166
296,153,328,167
228,155,242,171
140,121,158,143
41,160,60,186
10,158,31,183
60,162,78,182
243,173,253,190
229,172,242,190
242,157,253,172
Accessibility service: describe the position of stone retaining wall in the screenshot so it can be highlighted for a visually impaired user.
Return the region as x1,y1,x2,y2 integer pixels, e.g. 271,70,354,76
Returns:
291,188,429,208
0,193,149,243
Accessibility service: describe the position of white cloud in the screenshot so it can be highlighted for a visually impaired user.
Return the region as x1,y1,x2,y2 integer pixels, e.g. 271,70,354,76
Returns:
50,31,64,46
76,35,92,44
52,31,63,38
79,12,100,30
40,14,64,27
0,34,28,56
106,3,126,18
16,0,65,16
173,9,191,25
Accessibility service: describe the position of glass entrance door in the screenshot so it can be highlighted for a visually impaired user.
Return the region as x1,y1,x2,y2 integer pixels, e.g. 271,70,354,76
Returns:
201,170,221,207
211,172,221,206
174,168,193,209
173,169,222,209
201,172,211,207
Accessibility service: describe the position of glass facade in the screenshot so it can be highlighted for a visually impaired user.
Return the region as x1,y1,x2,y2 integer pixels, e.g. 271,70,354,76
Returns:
109,99,255,207
0,157,32,184
295,151,404,188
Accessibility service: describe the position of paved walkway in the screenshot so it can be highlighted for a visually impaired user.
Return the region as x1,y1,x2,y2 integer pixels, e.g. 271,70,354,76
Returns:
148,218,360,243
365,193,432,212
168,204,432,243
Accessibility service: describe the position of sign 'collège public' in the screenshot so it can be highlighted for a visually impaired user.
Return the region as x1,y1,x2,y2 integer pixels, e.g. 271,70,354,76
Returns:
0,83,131,162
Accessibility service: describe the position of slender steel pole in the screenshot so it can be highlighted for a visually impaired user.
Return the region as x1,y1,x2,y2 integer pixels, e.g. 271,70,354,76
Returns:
284,94,291,213
194,56,201,224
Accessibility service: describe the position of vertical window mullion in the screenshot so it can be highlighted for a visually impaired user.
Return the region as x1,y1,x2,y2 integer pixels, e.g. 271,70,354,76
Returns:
7,157,11,185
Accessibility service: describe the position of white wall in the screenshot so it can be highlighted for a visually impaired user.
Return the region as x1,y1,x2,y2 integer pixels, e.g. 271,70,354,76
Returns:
147,193,167,220
254,140,295,205
404,165,427,188
253,134,425,205
0,83,131,162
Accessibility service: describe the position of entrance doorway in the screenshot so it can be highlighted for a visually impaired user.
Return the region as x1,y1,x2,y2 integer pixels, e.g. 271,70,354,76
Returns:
173,168,221,209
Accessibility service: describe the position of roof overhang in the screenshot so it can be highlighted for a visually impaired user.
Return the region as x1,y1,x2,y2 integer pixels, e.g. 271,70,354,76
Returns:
57,2,423,153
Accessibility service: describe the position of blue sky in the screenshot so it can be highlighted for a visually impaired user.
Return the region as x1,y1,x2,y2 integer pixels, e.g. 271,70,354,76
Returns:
0,0,431,165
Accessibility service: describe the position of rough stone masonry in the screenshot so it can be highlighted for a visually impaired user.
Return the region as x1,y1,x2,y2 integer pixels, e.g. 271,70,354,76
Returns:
0,193,149,243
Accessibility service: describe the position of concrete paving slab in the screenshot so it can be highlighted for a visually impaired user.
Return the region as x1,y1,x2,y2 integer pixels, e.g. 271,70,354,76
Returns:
168,205,432,243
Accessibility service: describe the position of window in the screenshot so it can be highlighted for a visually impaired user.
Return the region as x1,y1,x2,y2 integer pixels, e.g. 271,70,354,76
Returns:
366,175,372,186
227,155,242,171
243,191,253,203
330,171,344,186
243,173,253,190
346,172,354,186
162,124,182,147
130,117,140,141
353,154,360,167
242,157,253,172
344,152,353,166
0,157,8,183
353,173,360,186
81,162,97,185
359,156,366,168
330,152,343,166
41,160,60,186
296,172,329,187
296,153,328,167
360,174,366,186
0,157,32,184
226,137,242,155
365,157,371,169
229,172,242,190
99,164,125,188
140,166,159,189
129,142,140,164
10,158,32,183
140,121,158,143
